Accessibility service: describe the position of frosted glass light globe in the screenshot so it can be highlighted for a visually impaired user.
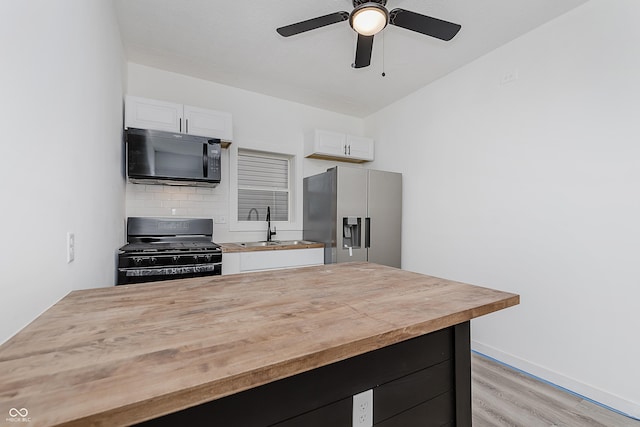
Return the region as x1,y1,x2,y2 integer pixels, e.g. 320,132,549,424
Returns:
351,5,388,36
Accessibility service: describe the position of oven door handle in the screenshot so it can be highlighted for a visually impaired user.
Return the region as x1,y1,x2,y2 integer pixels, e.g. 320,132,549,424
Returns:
120,264,220,277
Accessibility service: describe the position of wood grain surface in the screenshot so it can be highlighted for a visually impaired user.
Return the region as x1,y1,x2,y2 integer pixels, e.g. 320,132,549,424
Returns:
0,262,518,427
220,241,324,253
471,353,639,427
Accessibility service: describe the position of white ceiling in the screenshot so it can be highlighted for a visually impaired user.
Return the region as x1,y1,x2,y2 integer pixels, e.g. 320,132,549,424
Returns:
114,0,588,118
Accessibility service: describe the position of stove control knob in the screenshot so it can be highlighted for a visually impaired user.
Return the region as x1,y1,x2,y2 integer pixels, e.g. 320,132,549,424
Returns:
133,257,143,266
204,254,212,262
149,257,157,265
172,255,180,264
192,255,200,263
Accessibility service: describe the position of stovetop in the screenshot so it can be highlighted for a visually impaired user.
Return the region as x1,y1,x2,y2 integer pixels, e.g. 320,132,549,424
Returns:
117,218,223,284
118,238,222,269
119,241,221,253
118,218,222,266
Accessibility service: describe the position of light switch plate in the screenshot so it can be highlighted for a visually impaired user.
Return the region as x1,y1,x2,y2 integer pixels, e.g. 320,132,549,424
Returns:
67,232,75,263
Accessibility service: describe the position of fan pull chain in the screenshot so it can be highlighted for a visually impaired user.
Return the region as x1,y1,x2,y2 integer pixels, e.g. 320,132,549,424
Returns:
381,31,386,77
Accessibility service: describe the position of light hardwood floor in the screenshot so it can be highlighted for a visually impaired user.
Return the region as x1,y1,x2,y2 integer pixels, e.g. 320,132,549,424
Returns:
471,352,640,427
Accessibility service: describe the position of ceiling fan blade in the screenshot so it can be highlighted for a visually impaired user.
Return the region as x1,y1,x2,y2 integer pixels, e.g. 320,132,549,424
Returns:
353,34,374,69
389,8,461,41
277,11,349,37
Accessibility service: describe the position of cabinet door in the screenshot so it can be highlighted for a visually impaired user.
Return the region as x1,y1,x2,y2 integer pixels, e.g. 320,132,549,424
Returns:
221,253,240,275
183,105,233,140
239,248,324,272
125,96,183,133
313,129,347,157
346,135,374,161
305,130,373,163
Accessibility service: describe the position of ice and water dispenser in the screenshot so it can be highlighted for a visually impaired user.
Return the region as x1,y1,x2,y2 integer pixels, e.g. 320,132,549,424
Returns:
342,216,361,256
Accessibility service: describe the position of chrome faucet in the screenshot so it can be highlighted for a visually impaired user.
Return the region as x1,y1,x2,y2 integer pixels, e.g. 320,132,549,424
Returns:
266,206,277,242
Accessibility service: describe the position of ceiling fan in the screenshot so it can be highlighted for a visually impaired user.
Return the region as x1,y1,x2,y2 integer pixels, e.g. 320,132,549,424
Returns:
276,0,461,69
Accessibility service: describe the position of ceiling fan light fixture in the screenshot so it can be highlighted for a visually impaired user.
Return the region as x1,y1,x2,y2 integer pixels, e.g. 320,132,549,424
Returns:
350,3,388,36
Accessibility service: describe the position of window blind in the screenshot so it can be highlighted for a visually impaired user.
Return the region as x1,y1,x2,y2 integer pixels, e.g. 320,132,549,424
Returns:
238,151,289,222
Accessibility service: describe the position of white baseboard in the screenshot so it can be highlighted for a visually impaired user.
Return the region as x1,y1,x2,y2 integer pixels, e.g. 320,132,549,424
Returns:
471,340,640,420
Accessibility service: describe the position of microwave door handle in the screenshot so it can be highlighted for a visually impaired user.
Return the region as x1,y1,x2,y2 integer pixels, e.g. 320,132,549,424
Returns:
203,143,209,178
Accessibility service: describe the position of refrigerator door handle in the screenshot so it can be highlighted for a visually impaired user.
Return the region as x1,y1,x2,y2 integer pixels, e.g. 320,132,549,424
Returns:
365,217,371,248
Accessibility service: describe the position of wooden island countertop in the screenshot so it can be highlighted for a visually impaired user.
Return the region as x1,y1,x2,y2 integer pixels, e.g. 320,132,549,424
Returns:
0,263,519,427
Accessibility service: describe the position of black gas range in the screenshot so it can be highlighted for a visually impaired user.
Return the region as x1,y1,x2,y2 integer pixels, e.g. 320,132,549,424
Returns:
117,217,222,285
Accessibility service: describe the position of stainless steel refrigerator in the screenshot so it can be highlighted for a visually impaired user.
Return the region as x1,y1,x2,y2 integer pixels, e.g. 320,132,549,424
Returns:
303,166,402,268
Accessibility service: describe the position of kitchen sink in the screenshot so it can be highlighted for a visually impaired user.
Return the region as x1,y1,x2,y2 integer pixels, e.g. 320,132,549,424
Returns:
238,241,279,247
277,240,316,246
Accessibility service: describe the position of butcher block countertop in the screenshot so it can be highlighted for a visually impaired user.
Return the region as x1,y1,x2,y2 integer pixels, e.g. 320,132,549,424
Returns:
220,241,324,253
0,263,519,427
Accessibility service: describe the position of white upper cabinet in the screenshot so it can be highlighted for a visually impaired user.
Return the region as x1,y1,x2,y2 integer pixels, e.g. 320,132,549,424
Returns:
310,129,347,156
125,96,233,141
183,105,232,140
125,96,182,133
305,129,374,163
346,134,375,161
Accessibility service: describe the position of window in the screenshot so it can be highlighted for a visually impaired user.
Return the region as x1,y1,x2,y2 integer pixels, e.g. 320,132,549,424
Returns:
237,150,290,222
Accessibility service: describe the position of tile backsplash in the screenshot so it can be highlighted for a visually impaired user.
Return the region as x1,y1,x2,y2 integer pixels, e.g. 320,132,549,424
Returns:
126,182,228,220
124,175,301,243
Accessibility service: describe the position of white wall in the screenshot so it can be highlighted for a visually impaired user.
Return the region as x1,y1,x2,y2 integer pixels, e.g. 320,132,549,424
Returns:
4,0,636,416
0,1,126,344
126,63,364,243
365,0,640,417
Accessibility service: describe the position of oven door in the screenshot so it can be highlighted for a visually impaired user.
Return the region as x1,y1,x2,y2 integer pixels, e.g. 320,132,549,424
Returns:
117,263,222,285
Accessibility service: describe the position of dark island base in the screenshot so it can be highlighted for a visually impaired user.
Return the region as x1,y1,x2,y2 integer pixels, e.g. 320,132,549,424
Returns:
139,322,471,427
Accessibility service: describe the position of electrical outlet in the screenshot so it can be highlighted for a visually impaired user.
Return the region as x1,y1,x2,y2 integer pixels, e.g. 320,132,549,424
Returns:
66,232,75,263
352,389,373,427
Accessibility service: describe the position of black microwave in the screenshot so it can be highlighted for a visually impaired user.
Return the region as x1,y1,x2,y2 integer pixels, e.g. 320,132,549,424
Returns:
125,128,221,187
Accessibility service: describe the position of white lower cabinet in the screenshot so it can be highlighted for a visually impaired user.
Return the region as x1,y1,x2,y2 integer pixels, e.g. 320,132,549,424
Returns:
222,248,324,275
